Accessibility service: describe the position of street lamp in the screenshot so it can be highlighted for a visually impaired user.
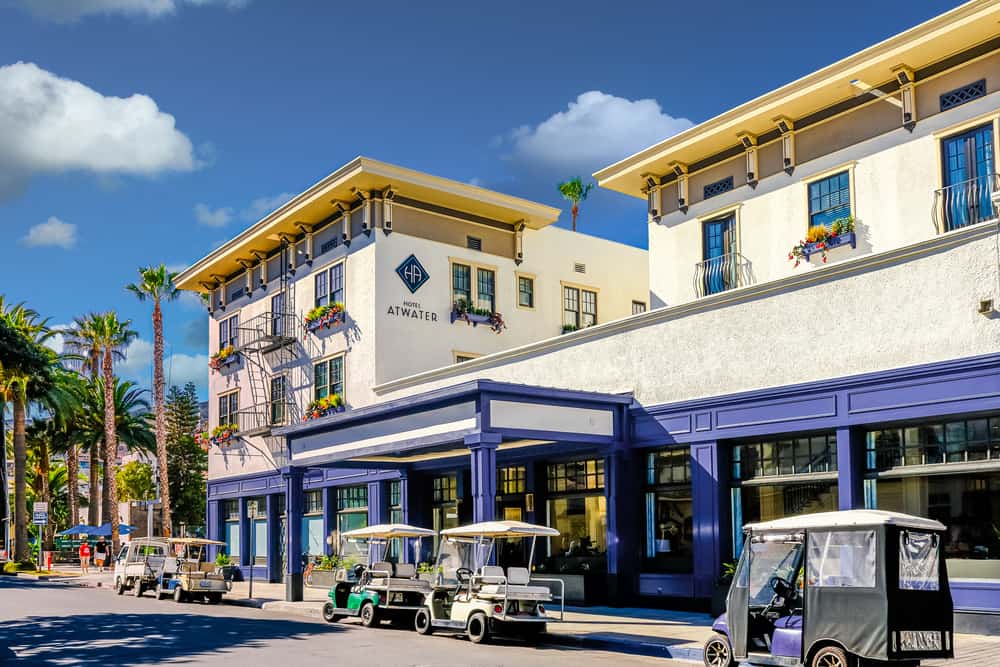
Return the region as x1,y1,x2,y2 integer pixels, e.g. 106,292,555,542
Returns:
246,499,258,600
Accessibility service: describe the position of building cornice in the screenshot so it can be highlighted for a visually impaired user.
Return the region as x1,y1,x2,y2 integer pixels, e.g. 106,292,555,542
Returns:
374,219,999,395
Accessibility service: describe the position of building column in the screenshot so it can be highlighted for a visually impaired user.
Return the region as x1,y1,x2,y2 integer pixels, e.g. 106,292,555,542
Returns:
283,468,304,602
691,441,728,599
206,500,221,562
837,427,865,510
466,433,500,523
238,497,250,569
368,480,388,526
523,464,538,524
398,473,409,524
322,486,336,555
605,448,640,602
266,494,280,582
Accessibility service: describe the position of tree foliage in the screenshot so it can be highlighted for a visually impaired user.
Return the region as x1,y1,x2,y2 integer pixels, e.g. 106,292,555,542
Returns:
165,383,207,530
116,460,155,502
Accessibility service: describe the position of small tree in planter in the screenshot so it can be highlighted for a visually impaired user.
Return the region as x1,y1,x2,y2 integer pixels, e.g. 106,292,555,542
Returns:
215,552,242,581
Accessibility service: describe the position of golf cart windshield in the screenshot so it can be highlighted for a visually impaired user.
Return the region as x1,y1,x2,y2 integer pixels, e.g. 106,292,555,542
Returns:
436,538,492,585
747,536,803,606
338,537,372,567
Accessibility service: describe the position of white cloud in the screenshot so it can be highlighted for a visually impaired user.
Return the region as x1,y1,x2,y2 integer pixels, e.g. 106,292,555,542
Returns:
118,338,154,381
13,0,248,22
240,192,295,221
501,90,693,174
117,337,208,395
44,322,72,356
0,62,196,200
194,203,233,227
21,216,77,249
165,352,209,395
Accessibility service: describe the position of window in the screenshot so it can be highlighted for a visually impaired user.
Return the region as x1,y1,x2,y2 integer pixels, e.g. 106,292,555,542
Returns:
806,530,877,588
498,466,526,495
314,271,328,308
302,490,324,556
563,286,598,329
432,475,458,503
899,531,940,591
222,499,240,560
518,276,534,308
218,391,239,428
808,170,851,229
218,314,239,351
476,268,495,312
632,301,647,315
547,459,604,493
337,485,367,534
304,490,323,514
452,263,471,306
645,447,693,573
732,433,837,480
330,263,344,304
270,375,287,424
546,496,607,571
314,356,344,401
247,496,267,565
271,292,286,336
389,480,401,507
866,416,1000,470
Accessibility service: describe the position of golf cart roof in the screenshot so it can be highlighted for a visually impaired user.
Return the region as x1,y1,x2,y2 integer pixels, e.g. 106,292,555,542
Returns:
747,510,945,533
341,523,436,539
440,520,560,539
129,537,170,545
169,538,226,546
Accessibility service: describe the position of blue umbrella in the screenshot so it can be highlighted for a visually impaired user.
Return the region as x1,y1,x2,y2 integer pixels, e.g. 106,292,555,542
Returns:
90,523,136,536
56,524,97,536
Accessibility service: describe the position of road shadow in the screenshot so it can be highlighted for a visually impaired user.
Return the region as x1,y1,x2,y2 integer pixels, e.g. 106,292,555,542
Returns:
0,609,342,664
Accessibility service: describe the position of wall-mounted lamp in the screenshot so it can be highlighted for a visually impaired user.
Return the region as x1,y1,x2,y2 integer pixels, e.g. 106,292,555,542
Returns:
891,64,917,131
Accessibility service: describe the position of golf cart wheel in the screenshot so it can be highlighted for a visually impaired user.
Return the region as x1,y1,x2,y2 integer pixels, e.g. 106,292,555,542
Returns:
116,579,126,596
207,593,222,605
173,585,185,603
156,584,167,600
359,602,379,628
812,646,849,667
414,607,434,635
133,581,144,597
466,612,490,644
322,602,342,623
703,633,735,667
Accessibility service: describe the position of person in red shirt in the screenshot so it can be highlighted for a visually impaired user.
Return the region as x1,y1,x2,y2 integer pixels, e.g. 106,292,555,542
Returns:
79,539,91,574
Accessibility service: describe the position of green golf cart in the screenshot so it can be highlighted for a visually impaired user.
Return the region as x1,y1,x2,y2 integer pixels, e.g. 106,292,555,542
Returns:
321,523,435,628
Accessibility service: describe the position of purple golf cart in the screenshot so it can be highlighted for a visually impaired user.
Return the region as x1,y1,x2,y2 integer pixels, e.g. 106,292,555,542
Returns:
705,510,955,667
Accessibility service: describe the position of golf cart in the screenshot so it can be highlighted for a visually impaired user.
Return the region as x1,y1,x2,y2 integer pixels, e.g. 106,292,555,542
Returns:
413,520,564,644
705,510,954,667
114,537,170,597
155,538,231,604
321,523,436,628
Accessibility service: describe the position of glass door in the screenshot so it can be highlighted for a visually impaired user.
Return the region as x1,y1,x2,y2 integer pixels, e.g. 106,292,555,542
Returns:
941,124,996,230
702,215,737,295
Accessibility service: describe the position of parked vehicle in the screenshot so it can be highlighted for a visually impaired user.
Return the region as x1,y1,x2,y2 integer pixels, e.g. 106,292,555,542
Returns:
321,524,436,628
155,538,231,604
113,537,170,597
413,520,564,644
704,510,954,667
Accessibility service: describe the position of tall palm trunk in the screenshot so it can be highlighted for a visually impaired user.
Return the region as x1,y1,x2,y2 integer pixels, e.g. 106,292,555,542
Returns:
67,444,79,527
102,349,120,551
12,398,27,562
153,299,171,537
38,436,51,548
88,442,100,525
571,203,579,232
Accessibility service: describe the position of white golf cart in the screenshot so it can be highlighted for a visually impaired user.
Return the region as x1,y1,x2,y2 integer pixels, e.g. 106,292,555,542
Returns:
413,520,564,644
155,538,231,604
321,524,436,627
114,537,170,597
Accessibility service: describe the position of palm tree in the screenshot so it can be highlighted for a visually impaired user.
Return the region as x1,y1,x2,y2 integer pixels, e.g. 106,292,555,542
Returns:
557,177,595,232
89,312,137,551
77,377,155,460
126,265,180,536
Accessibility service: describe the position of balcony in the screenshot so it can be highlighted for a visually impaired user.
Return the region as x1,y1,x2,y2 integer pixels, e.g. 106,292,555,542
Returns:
235,400,296,438
933,173,998,233
693,252,753,298
236,311,299,354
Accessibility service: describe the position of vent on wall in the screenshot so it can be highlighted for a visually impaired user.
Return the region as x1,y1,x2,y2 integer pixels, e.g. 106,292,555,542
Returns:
320,237,339,254
467,236,483,251
574,262,586,274
703,176,734,200
940,80,986,112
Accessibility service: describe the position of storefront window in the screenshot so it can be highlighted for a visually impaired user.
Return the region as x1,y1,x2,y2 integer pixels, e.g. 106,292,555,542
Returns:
547,459,604,493
432,475,460,552
336,485,368,536
302,490,325,556
544,459,607,574
248,496,267,565
866,417,1000,470
498,466,526,495
644,448,693,573
388,480,404,560
222,499,240,560
738,482,838,525
733,433,837,480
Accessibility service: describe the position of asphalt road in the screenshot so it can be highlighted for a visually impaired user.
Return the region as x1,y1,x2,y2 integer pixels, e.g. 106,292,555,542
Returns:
0,577,687,666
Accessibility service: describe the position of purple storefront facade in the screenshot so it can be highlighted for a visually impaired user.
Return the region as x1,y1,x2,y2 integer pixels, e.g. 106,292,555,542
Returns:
206,352,1000,632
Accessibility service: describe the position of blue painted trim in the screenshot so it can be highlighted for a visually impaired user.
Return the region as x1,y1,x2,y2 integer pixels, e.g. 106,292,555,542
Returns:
470,443,497,522
836,427,864,510
691,441,725,598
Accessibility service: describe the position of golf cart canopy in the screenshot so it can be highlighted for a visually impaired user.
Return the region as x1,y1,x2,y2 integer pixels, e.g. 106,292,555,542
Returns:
168,538,226,546
440,520,559,539
745,509,945,533
342,524,435,540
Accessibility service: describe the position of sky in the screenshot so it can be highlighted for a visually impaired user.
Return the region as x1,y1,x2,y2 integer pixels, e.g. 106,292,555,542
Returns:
0,0,961,398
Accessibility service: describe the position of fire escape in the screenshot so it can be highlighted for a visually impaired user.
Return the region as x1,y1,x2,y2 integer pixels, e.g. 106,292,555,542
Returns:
233,241,301,465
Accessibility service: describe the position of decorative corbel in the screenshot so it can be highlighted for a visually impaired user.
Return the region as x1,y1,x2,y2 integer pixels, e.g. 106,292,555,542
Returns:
199,282,216,312
669,163,689,213
250,250,267,290
737,132,759,188
352,188,372,236
641,173,662,223
333,201,352,247
381,187,394,235
773,116,796,175
295,223,313,266
237,259,255,295
210,275,227,312
892,64,917,131
514,221,525,265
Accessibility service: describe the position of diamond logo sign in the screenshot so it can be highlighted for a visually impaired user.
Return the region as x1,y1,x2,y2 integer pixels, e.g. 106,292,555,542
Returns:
395,254,430,293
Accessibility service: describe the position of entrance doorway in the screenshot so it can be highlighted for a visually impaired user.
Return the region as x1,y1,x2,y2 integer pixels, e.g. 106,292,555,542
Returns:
940,123,996,230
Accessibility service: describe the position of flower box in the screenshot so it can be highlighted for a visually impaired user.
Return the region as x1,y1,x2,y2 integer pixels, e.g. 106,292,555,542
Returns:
304,303,346,334
800,231,856,262
450,311,491,326
302,405,346,421
303,395,345,421
208,347,240,373
200,424,239,449
450,301,506,334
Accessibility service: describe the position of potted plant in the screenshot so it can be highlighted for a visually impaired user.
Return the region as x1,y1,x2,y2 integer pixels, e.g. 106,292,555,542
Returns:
210,423,239,448
308,554,340,588
303,394,345,421
711,561,738,617
416,562,441,582
561,324,580,334
788,216,856,266
208,345,239,373
304,302,346,333
450,299,507,334
215,552,242,581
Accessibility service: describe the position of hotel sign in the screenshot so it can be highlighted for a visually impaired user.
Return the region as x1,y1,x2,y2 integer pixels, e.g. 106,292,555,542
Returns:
395,254,429,293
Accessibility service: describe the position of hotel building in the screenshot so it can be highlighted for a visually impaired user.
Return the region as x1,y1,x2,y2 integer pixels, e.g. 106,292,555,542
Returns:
178,0,1000,632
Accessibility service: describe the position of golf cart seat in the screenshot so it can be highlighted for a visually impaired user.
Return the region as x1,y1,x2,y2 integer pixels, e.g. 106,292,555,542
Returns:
367,561,432,592
476,566,553,600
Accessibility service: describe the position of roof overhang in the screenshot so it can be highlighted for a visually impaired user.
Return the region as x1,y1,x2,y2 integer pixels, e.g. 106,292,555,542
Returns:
594,0,1000,198
175,157,561,292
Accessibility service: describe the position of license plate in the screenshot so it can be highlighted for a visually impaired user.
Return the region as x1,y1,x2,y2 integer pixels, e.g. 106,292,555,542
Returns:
899,631,942,651
199,581,212,588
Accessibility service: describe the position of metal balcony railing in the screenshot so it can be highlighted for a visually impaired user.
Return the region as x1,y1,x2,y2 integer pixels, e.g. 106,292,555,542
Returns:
235,400,297,438
235,311,299,353
693,252,754,298
933,173,999,233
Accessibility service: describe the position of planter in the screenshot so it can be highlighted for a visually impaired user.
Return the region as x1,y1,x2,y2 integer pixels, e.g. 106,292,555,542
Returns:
218,565,243,582
801,231,856,262
209,351,241,373
307,569,337,589
450,310,491,326
302,405,346,422
305,312,346,334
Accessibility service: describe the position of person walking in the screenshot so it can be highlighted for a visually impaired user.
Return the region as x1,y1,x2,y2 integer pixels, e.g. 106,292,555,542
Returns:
94,536,110,573
79,539,91,574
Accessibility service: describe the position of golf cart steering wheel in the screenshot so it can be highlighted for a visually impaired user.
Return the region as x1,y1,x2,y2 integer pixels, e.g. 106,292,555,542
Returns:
455,567,473,594
769,576,794,599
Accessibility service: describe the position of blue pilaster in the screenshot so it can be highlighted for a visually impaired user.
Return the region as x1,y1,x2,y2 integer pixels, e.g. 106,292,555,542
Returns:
322,486,336,555
283,468,304,602
207,500,221,562
837,427,865,510
692,441,727,598
466,432,500,522
238,497,250,568
605,448,640,600
266,494,280,582
368,480,388,525
398,474,409,524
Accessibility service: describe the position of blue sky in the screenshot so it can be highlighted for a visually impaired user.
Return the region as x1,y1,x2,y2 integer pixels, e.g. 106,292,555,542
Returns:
0,0,959,397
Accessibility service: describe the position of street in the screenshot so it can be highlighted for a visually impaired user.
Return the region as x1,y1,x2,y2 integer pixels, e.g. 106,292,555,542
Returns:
0,577,680,666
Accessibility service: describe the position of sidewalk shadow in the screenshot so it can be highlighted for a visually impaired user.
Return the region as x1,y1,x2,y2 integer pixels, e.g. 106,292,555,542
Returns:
0,611,342,664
